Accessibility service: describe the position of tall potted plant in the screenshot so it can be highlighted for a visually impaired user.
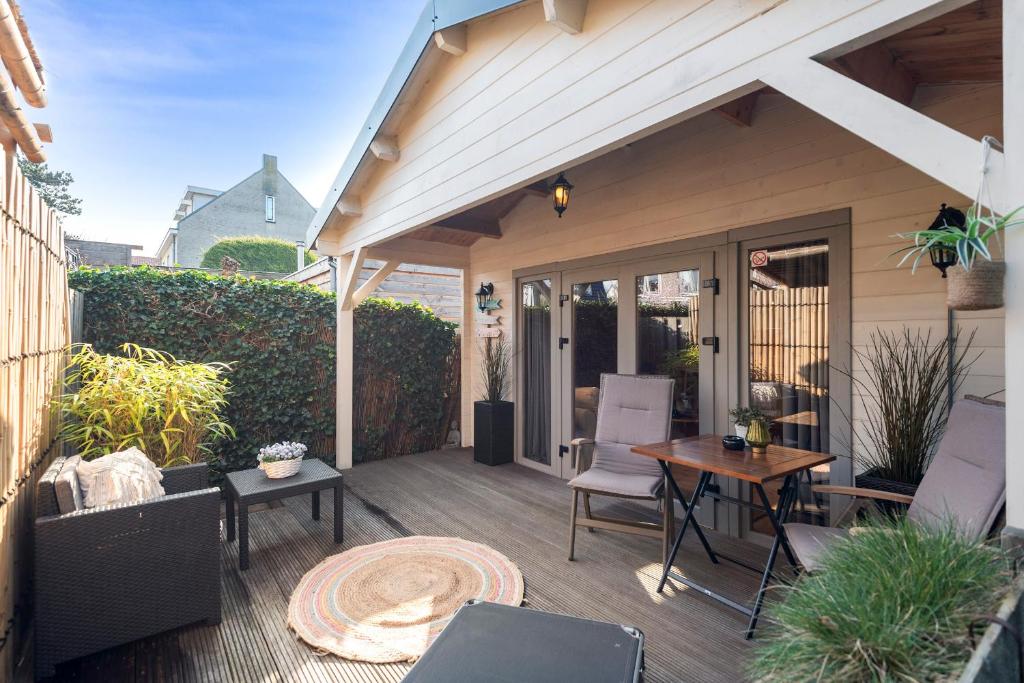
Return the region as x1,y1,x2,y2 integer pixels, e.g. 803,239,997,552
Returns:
836,328,977,495
474,337,513,466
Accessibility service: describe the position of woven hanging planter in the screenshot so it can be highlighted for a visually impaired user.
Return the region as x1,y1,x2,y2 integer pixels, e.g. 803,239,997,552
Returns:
947,259,1005,311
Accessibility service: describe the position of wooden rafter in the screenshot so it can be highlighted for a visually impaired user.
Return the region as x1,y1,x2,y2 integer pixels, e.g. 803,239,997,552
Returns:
829,42,917,106
433,214,502,238
714,91,761,127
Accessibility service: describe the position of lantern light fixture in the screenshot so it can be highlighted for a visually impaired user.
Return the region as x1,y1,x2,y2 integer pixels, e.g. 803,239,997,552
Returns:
475,282,494,312
927,203,966,278
551,173,573,218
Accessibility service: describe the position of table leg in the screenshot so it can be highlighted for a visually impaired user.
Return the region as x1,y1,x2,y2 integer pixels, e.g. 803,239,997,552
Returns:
225,490,235,542
658,466,717,594
312,490,320,521
745,474,799,638
238,502,250,571
333,483,344,544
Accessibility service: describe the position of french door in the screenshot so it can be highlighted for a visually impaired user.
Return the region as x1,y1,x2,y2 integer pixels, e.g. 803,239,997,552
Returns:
515,251,723,513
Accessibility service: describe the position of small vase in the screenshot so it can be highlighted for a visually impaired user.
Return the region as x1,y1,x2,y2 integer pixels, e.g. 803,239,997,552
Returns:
745,419,770,454
735,424,748,440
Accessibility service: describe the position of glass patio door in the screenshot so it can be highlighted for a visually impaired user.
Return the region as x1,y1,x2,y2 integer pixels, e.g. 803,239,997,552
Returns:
517,274,563,477
559,269,621,480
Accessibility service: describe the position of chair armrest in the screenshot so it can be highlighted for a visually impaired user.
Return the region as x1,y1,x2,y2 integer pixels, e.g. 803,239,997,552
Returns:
160,462,211,495
813,484,914,505
570,438,595,475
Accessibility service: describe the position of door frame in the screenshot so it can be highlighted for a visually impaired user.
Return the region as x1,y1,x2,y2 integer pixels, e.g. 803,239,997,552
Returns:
513,272,563,477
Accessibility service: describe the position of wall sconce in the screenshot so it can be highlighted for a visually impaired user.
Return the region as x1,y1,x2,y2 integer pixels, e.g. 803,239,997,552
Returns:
475,282,495,312
927,203,966,278
551,173,573,218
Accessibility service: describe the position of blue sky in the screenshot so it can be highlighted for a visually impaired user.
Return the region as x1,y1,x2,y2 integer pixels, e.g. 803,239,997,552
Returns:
30,0,425,253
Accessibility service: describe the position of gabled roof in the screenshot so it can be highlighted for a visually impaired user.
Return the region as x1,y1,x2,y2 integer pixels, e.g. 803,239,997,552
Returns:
307,0,525,247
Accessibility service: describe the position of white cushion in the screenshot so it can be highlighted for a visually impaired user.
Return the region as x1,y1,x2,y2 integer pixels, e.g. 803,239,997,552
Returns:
76,447,165,508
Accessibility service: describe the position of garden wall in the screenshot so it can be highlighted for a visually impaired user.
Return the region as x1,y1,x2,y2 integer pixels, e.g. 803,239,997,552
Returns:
68,267,459,472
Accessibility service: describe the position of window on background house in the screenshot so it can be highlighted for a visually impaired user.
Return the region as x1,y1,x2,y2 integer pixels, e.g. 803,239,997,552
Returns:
265,195,276,222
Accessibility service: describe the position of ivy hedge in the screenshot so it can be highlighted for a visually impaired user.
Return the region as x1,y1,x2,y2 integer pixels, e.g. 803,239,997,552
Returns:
68,267,458,474
199,236,316,272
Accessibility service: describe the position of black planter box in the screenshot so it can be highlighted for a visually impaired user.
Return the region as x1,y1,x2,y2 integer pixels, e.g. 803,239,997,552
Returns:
474,400,514,466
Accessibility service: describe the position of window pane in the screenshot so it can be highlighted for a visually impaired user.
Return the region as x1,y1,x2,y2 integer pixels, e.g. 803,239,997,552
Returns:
638,268,699,440
572,280,617,445
522,279,551,465
748,239,830,530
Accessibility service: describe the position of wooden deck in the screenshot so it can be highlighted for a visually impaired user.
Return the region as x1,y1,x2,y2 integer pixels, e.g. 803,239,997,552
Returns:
51,449,776,682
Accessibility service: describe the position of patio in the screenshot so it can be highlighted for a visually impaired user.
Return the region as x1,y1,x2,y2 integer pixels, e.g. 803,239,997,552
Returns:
50,449,771,683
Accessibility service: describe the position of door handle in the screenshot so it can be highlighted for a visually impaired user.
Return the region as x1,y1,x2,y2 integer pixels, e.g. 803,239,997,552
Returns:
558,337,569,350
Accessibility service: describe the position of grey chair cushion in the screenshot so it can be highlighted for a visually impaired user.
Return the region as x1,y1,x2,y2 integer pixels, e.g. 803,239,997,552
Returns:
908,398,1005,540
783,523,848,572
569,375,674,498
53,455,84,514
569,465,664,498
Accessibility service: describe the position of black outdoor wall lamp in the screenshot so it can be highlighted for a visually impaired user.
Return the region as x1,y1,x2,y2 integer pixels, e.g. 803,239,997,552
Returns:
475,282,495,312
927,203,966,278
551,172,573,218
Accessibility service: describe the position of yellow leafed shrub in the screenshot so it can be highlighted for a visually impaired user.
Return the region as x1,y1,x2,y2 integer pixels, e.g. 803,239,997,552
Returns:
57,343,235,468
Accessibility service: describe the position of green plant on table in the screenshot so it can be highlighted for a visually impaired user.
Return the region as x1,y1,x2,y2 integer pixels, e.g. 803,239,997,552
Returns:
58,343,235,468
749,518,1012,683
729,406,767,427
895,203,1024,273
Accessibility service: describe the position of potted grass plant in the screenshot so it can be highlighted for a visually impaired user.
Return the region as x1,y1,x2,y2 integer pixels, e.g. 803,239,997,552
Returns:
474,337,513,466
749,518,1013,682
836,328,977,496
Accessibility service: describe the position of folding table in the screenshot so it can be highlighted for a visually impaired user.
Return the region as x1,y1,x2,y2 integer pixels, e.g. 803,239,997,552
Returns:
631,434,834,637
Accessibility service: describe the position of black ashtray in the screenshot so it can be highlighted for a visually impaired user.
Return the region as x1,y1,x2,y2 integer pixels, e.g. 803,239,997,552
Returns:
722,435,746,451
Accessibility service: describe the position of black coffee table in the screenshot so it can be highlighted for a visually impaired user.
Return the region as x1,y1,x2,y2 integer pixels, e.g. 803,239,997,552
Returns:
224,458,344,570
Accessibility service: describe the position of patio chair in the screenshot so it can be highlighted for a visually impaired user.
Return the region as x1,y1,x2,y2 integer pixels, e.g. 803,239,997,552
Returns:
568,373,676,562
784,395,1005,572
33,454,222,678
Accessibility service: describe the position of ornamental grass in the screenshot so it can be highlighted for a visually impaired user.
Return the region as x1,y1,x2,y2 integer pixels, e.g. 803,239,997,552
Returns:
58,343,234,467
749,518,1012,682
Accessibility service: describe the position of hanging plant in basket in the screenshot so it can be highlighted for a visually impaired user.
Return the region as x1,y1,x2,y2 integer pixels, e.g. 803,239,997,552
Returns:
894,137,1024,311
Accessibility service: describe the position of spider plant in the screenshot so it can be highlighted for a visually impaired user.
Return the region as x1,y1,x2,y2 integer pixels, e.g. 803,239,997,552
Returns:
895,204,1024,273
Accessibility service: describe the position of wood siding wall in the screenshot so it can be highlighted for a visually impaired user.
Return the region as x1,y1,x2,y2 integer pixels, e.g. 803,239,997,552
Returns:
0,153,70,679
462,83,1005,456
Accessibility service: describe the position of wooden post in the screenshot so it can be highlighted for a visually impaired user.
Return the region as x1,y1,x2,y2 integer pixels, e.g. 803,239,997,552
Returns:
1003,0,1024,543
335,248,365,470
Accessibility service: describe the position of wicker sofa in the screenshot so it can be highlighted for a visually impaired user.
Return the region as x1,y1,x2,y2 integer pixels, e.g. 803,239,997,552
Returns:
33,455,222,678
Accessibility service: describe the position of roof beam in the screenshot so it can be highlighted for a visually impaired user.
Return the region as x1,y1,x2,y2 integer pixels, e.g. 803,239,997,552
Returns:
521,180,550,197
352,260,399,306
366,237,470,268
369,136,400,162
434,214,502,238
434,25,467,56
543,0,587,34
335,195,362,217
338,247,366,312
714,91,760,127
829,42,916,107
763,57,1005,211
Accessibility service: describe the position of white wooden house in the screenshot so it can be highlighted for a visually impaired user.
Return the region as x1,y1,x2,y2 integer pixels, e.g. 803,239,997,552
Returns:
306,0,1022,546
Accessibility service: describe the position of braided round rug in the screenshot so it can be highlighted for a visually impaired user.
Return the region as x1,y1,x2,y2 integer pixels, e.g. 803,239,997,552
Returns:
287,536,524,663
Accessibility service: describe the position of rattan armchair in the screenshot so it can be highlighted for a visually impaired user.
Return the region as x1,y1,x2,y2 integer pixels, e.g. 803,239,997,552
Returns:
34,455,222,678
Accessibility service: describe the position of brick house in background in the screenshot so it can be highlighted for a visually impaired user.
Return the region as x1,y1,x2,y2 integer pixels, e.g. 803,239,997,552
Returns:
155,154,314,267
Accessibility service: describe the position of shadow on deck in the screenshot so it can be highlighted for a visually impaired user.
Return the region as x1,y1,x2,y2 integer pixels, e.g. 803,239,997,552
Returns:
50,449,774,683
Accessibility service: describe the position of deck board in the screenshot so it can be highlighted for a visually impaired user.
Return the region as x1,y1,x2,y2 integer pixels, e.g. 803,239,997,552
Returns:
50,449,777,682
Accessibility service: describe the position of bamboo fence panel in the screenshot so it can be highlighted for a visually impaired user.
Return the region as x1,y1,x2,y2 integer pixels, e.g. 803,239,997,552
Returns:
748,286,829,393
0,151,69,680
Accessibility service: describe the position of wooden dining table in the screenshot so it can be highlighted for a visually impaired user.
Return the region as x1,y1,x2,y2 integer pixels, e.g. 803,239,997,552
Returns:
631,434,835,638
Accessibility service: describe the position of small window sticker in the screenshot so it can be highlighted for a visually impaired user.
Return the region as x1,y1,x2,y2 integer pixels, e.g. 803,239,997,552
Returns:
750,249,769,268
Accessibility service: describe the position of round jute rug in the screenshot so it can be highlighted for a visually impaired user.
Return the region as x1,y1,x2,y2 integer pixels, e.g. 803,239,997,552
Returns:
287,536,524,663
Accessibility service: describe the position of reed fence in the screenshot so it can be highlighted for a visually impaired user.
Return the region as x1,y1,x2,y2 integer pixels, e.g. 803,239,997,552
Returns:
0,153,69,680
